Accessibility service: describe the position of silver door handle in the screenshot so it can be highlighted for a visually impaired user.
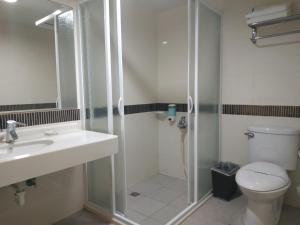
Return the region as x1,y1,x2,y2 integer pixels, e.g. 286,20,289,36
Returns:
188,96,194,113
118,97,124,116
244,132,254,138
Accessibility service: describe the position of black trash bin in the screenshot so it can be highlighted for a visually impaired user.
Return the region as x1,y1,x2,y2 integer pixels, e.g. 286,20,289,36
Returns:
211,162,240,201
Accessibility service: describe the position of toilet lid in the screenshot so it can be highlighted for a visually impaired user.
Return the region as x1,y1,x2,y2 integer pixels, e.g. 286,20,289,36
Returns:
236,162,290,192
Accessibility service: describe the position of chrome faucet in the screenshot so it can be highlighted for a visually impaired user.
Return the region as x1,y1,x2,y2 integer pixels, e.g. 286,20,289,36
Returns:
6,120,26,144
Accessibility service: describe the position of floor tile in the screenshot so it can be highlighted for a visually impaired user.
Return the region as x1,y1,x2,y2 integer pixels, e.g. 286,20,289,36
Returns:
125,209,146,223
145,174,178,186
150,205,183,224
162,178,187,193
127,174,188,223
129,182,162,196
169,194,189,210
127,196,165,216
140,218,162,225
146,188,183,204
53,210,113,225
183,195,300,225
279,205,300,225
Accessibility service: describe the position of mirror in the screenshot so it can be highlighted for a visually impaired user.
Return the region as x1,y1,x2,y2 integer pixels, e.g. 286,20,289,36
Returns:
0,0,77,112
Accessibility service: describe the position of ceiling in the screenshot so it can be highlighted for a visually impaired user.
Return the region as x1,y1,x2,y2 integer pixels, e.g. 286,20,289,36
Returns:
0,0,70,26
0,0,225,27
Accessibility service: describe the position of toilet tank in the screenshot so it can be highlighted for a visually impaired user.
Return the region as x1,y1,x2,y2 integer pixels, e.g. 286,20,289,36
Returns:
247,127,300,170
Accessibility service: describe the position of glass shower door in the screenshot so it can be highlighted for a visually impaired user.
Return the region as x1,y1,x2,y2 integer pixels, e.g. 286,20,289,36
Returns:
78,0,114,213
110,0,127,215
187,0,196,204
196,1,220,200
189,0,221,201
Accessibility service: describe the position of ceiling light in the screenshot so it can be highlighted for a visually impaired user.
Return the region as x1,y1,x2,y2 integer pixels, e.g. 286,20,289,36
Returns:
53,10,62,16
2,0,18,3
35,9,63,26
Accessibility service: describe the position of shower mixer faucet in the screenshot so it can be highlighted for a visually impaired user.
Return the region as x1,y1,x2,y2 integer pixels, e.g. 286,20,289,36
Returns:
177,116,187,129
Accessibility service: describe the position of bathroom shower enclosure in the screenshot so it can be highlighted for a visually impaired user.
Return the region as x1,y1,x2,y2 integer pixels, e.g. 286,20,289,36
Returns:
75,0,220,224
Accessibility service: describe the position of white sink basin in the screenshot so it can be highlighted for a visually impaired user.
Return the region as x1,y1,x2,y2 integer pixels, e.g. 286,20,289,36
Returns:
0,140,54,158
0,122,118,188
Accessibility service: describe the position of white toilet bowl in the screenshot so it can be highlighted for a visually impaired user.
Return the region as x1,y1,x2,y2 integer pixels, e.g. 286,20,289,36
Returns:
236,162,290,225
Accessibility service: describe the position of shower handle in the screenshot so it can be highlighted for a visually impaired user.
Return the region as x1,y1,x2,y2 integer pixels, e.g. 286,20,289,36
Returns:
118,98,124,116
188,96,194,113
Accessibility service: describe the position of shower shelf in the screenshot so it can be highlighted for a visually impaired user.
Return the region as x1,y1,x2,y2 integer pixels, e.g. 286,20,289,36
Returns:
248,14,300,44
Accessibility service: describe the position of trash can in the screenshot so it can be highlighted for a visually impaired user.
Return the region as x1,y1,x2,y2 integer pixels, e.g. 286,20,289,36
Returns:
211,162,240,201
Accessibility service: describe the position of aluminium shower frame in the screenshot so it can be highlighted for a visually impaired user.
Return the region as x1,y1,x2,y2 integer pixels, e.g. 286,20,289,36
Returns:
73,0,222,224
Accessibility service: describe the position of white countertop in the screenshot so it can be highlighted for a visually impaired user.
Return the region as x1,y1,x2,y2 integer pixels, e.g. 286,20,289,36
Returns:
0,122,118,188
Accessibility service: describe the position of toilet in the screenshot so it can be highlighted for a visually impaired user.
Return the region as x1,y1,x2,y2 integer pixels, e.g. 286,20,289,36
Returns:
236,127,300,225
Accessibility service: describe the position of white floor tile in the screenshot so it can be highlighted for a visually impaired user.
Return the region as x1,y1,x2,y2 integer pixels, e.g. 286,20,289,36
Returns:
150,205,183,224
145,174,178,186
127,174,188,223
126,209,146,223
183,196,300,225
162,178,187,193
140,218,162,225
169,194,189,210
127,196,165,216
146,188,183,204
129,182,162,196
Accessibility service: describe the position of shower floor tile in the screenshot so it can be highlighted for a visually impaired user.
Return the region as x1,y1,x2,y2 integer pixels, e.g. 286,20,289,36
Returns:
127,195,165,216
126,174,188,225
145,187,183,204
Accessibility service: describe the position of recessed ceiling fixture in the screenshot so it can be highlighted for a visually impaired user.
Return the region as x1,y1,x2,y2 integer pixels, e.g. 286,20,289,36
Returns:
2,0,18,3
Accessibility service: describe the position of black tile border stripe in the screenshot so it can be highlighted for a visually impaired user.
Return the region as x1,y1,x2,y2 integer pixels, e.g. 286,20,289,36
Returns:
2,104,297,130
0,103,57,112
0,108,80,129
125,103,187,115
223,104,300,117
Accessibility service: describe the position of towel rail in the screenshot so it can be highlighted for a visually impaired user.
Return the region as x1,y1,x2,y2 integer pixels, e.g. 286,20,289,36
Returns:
251,28,300,43
248,14,300,28
248,14,300,44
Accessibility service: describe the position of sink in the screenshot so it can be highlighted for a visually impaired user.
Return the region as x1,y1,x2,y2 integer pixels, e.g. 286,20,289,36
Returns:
0,122,118,188
0,140,54,158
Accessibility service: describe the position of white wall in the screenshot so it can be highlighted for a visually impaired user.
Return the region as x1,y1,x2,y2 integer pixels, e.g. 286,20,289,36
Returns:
125,113,159,186
158,112,187,180
221,0,300,208
0,166,84,225
0,20,57,105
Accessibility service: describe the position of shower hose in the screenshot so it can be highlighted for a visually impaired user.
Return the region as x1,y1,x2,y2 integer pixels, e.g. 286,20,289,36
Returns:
180,128,187,178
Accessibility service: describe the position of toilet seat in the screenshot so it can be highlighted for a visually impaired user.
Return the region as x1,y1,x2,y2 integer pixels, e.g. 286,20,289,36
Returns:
236,162,290,192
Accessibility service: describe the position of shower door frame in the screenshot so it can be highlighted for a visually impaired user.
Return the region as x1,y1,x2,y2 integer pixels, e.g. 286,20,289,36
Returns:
75,0,116,214
74,0,221,223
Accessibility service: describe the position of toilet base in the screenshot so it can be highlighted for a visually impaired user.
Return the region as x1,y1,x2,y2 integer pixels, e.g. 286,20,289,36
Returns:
242,196,283,225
